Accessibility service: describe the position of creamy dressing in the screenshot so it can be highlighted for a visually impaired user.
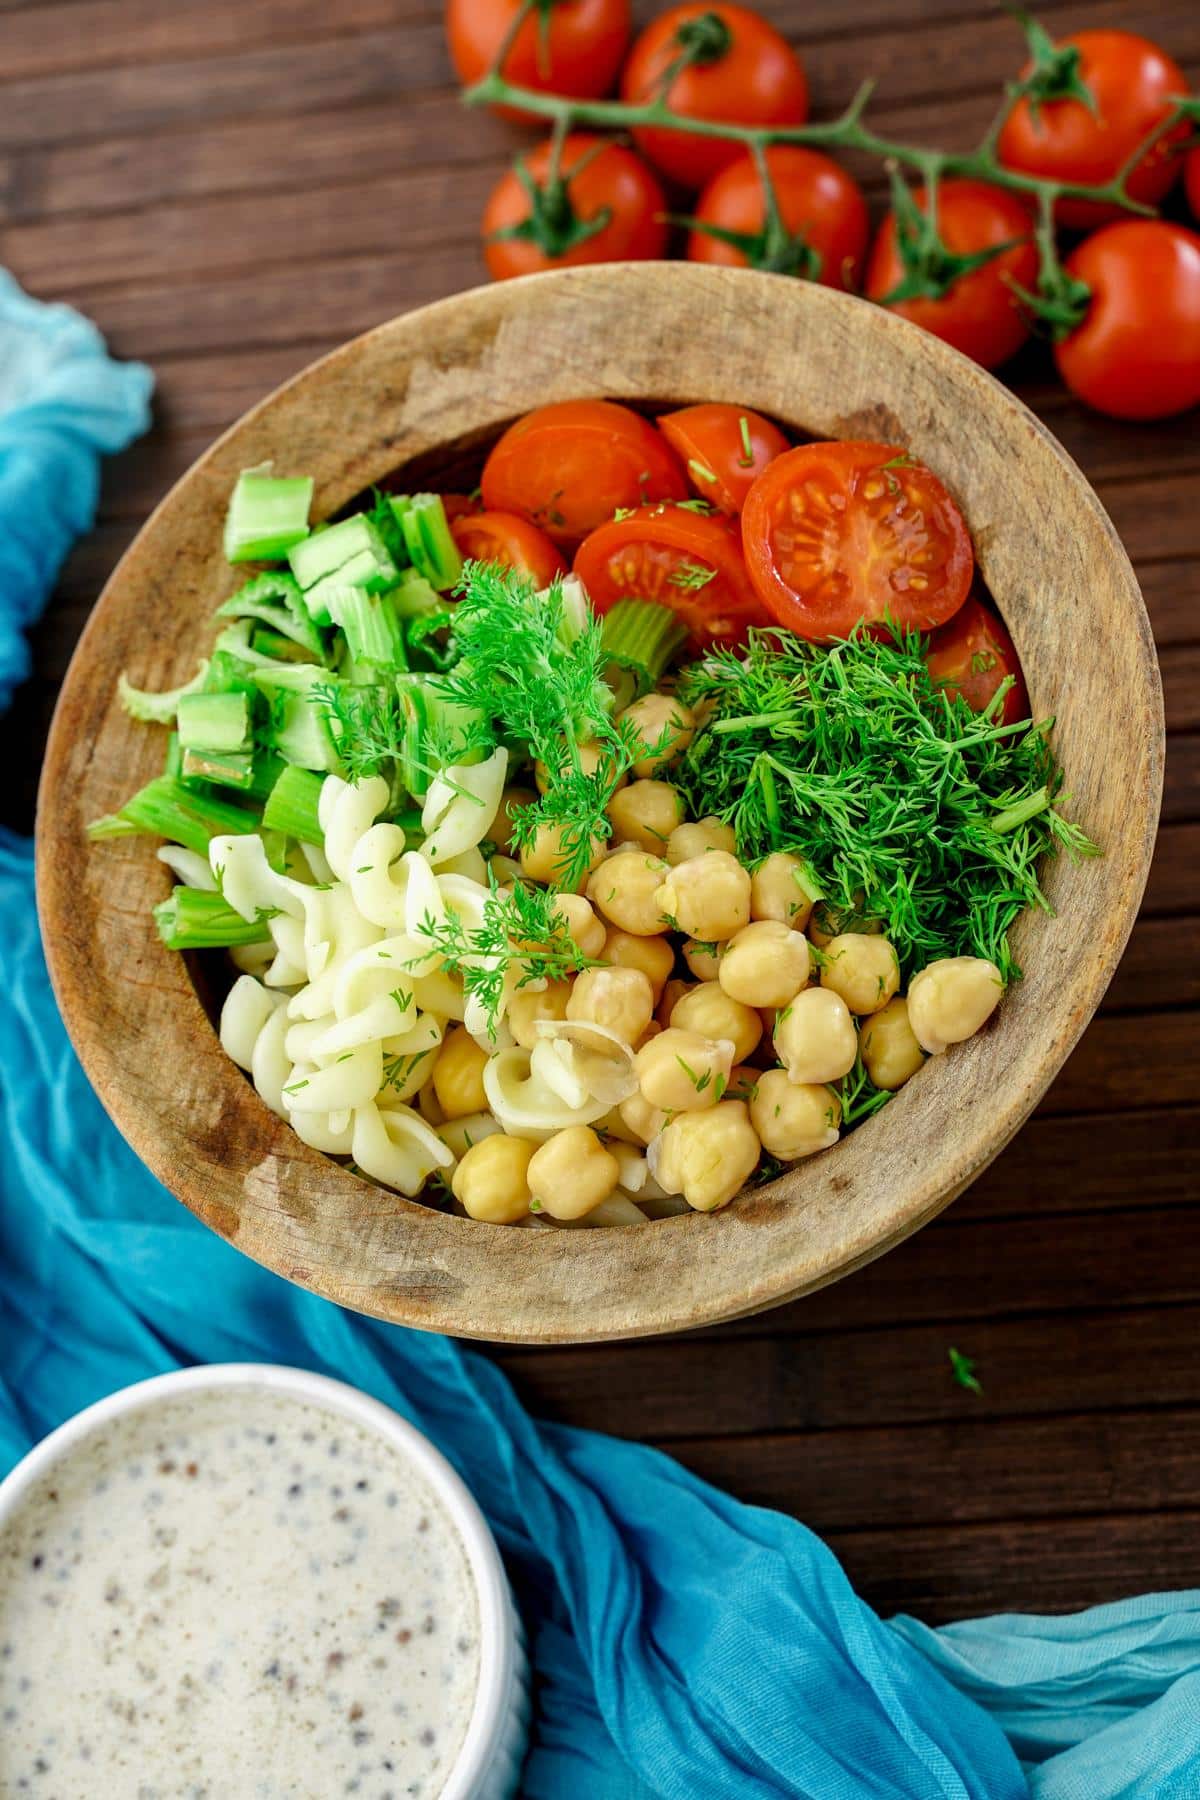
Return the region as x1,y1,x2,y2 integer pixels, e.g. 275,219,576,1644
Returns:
0,1387,481,1799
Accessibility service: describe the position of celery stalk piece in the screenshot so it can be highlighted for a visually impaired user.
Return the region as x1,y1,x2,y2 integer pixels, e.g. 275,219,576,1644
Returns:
250,627,319,664
180,748,256,791
215,569,324,657
262,765,326,844
163,732,183,779
389,494,462,592
223,467,313,564
288,514,397,593
176,691,251,754
254,666,341,771
325,585,407,671
87,777,259,856
118,660,209,726
600,600,689,698
391,568,442,618
155,887,271,950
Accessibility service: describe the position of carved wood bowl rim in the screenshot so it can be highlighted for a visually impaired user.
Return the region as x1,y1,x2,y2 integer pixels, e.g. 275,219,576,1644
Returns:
36,264,1163,1344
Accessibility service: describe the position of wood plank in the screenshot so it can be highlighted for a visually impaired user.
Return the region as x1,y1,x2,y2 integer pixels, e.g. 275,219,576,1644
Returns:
828,1511,1200,1621
964,1105,1200,1218
1101,917,1200,1010
1036,1010,1200,1116
497,1307,1200,1440
1162,733,1199,823
1137,562,1200,652
669,1409,1200,1530
1143,824,1200,916
1163,646,1200,732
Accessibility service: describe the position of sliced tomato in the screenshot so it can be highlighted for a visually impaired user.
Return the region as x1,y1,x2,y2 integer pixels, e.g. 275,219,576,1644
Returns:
924,593,1029,726
740,441,974,641
657,403,790,514
573,503,769,648
451,510,567,586
440,492,481,524
481,400,688,547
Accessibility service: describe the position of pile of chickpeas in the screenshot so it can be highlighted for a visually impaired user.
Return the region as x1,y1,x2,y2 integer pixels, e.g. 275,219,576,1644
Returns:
437,690,1004,1226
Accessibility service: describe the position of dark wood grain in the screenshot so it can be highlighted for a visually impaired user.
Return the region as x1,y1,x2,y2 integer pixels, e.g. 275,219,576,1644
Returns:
5,0,1197,1627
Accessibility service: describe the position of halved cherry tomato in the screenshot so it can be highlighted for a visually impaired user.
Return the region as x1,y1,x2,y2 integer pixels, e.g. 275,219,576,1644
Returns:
445,0,631,122
1188,147,1200,224
481,400,687,546
451,510,567,586
741,442,974,641
440,493,481,524
997,30,1190,230
482,135,667,281
573,503,769,648
620,2,807,191
924,593,1029,726
1053,221,1200,421
686,147,870,290
658,403,789,513
865,181,1038,371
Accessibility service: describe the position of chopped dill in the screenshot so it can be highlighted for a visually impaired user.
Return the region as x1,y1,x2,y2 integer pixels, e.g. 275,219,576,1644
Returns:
413,874,599,1030
676,625,1099,983
948,1346,983,1396
668,560,717,592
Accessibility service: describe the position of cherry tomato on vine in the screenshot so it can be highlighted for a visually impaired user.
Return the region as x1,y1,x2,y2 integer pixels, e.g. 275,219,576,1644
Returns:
997,30,1190,230
686,147,870,289
445,0,631,121
573,503,769,647
865,181,1038,371
741,442,974,641
924,593,1028,727
1052,221,1200,421
451,511,568,586
657,403,789,513
620,2,808,191
481,400,688,546
482,135,667,280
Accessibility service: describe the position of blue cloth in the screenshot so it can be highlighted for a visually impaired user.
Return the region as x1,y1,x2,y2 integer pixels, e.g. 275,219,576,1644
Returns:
2,275,1198,1800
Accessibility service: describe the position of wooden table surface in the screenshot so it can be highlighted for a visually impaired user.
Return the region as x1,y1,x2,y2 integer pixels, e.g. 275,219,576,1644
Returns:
3,0,1198,1625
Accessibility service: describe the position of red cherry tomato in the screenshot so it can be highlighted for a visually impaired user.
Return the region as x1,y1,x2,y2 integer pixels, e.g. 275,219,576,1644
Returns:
686,147,870,290
446,0,630,121
440,493,481,524
620,2,807,191
451,511,568,586
924,593,1029,727
481,400,688,547
865,181,1038,371
741,441,974,641
657,404,789,514
482,135,667,281
573,503,769,648
997,30,1190,230
1186,147,1200,223
1053,221,1200,421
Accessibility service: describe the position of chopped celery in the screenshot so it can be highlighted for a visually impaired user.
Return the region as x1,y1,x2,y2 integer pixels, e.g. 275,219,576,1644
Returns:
250,627,319,664
155,887,271,950
215,569,324,657
389,494,462,592
288,514,397,595
263,765,325,844
163,732,183,779
180,748,256,791
404,608,457,672
600,600,688,698
87,777,258,856
255,665,341,772
223,467,313,564
326,586,407,671
394,674,484,799
118,660,209,725
177,691,251,754
204,640,262,691
390,568,442,619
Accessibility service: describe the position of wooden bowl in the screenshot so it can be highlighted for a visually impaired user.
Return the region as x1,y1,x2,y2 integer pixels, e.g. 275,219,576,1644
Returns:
37,265,1163,1345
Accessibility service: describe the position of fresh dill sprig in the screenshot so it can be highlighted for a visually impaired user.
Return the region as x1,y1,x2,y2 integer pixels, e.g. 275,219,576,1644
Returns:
314,681,404,781
413,875,599,1029
832,1055,892,1127
948,1346,984,1396
676,625,1099,984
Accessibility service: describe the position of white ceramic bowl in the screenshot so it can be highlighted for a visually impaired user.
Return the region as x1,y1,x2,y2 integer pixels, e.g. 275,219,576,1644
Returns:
0,1363,529,1800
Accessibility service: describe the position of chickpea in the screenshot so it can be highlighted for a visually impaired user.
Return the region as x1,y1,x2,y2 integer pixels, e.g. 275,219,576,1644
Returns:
774,987,858,1085
666,816,736,866
604,927,675,1003
719,919,810,1008
436,1111,504,1159
520,820,605,892
586,851,670,936
452,1133,537,1223
652,1101,761,1212
432,1025,489,1119
906,956,1003,1055
493,785,537,856
655,851,750,941
808,898,883,949
820,933,900,1017
507,978,572,1051
635,1026,734,1113
617,1090,668,1146
527,1125,620,1219
656,976,692,1030
607,779,685,854
749,1069,840,1161
634,1021,662,1052
534,738,625,796
550,892,606,959
750,852,818,929
682,938,723,982
566,966,655,1045
859,996,925,1091
620,691,696,778
670,981,762,1064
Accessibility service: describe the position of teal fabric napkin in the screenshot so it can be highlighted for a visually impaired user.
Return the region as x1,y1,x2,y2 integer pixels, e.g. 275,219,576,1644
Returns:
2,271,1198,1800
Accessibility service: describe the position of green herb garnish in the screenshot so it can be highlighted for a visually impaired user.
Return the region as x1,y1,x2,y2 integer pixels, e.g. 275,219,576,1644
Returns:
948,1346,983,1395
